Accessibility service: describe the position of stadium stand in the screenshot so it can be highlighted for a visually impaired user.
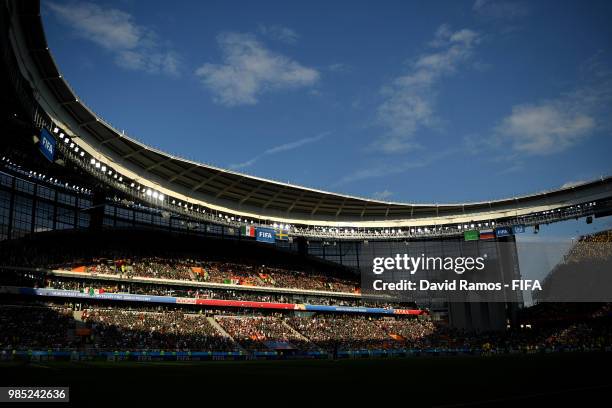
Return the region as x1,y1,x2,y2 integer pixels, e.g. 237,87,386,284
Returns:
536,229,612,302
1,301,611,355
83,309,236,352
0,229,360,294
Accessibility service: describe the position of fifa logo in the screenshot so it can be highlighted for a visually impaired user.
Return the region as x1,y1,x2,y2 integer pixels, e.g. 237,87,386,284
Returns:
42,137,54,155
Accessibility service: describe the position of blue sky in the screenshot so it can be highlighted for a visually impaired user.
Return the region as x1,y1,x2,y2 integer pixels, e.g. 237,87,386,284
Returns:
42,0,612,208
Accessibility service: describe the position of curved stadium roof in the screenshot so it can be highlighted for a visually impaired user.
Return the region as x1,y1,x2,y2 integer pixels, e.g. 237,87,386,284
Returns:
5,0,612,228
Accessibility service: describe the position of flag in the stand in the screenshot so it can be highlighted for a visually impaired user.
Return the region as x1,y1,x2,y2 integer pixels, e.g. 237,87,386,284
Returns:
191,266,204,275
479,229,495,240
275,230,288,241
464,230,479,241
241,225,256,237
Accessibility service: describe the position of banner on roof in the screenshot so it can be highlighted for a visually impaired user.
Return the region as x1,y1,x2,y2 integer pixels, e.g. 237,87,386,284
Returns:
494,226,513,238
479,229,495,240
241,226,256,237
39,128,56,162
513,224,525,234
464,230,479,241
255,227,275,243
275,230,288,241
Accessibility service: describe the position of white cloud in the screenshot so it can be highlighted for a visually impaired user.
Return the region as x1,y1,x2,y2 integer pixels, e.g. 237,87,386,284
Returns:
372,190,394,200
47,1,180,76
492,53,612,156
230,132,329,169
195,33,319,106
257,24,300,44
375,25,480,153
495,103,595,155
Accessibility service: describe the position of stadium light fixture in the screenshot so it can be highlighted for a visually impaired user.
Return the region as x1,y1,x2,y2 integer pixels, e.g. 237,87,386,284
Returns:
95,162,100,169
80,151,85,157
53,127,59,133
158,194,164,201
101,166,106,172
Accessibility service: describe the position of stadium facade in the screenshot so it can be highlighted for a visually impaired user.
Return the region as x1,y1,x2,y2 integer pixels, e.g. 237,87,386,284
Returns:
2,0,612,332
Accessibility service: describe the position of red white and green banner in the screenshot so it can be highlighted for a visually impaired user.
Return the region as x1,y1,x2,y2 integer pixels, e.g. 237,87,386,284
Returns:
241,225,256,237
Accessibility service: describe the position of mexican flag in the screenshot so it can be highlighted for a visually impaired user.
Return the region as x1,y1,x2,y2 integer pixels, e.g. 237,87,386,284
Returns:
241,225,256,237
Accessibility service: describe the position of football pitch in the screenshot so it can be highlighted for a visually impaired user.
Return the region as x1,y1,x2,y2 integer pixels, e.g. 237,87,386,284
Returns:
1,352,611,406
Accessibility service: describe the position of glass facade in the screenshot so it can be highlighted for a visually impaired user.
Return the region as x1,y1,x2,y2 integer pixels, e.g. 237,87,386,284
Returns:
0,171,87,240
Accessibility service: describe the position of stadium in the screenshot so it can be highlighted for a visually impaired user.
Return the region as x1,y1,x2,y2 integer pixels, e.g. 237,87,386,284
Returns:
1,0,612,404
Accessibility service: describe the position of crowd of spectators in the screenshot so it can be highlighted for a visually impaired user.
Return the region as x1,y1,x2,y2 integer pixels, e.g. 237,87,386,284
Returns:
286,315,435,350
48,257,359,293
216,316,315,351
0,305,77,350
537,229,612,302
0,302,611,354
83,309,236,351
564,229,612,263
